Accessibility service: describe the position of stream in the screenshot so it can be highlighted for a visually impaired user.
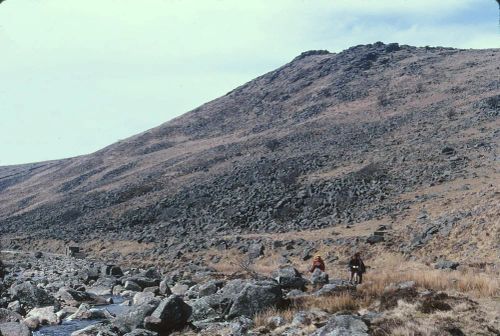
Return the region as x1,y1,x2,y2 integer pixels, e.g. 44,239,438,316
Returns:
33,296,129,336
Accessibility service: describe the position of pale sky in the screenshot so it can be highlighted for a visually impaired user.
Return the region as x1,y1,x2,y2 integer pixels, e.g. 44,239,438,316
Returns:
0,0,498,165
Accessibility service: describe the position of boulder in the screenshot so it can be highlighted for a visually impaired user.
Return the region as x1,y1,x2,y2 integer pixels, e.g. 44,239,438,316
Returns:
71,321,118,336
311,269,329,287
189,297,219,322
434,260,459,270
144,295,192,334
0,309,22,323
133,292,160,306
0,322,31,336
67,303,113,320
112,302,159,334
248,243,264,259
87,285,112,296
311,315,369,335
101,265,123,277
26,306,60,325
158,279,172,296
198,280,223,298
366,235,384,244
140,268,161,280
9,282,56,310
56,287,103,307
123,329,159,336
124,277,159,289
143,286,160,295
124,281,142,292
314,280,354,296
226,280,283,318
6,301,22,315
272,266,307,290
170,283,189,296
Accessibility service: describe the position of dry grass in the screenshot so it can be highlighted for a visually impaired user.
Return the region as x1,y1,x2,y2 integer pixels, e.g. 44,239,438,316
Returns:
254,307,296,327
293,292,360,313
360,262,499,298
254,293,359,328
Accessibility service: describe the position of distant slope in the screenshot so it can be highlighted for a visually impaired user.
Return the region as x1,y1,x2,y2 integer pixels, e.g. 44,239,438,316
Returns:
1,42,498,262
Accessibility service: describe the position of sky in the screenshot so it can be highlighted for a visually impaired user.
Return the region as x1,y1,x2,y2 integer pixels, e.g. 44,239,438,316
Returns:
0,0,498,165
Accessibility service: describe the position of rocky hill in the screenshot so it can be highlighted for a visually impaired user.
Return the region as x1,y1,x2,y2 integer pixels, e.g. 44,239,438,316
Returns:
0,42,498,265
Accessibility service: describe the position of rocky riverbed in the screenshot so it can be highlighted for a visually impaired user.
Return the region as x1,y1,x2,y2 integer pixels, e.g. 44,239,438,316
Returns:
1,250,497,336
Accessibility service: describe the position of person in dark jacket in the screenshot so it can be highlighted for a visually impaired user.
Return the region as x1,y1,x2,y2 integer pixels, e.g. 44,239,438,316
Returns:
309,255,325,273
348,252,366,284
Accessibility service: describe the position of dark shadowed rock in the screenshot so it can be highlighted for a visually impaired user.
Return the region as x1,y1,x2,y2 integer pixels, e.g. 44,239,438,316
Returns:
9,282,56,310
434,260,459,270
0,309,21,323
366,235,384,244
144,295,192,334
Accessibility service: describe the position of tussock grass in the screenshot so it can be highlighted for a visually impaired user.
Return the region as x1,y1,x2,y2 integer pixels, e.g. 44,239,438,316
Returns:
359,267,499,298
254,307,295,327
293,292,360,313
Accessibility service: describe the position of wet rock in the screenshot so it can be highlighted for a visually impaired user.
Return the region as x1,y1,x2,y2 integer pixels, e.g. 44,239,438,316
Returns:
67,303,113,320
26,306,60,325
123,329,159,336
133,292,160,306
56,287,98,307
71,321,118,336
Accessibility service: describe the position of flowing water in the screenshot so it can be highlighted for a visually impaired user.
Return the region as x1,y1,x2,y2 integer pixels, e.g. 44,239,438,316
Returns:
33,296,129,336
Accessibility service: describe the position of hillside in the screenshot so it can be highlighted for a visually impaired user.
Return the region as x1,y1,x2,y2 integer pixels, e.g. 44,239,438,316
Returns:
0,42,499,266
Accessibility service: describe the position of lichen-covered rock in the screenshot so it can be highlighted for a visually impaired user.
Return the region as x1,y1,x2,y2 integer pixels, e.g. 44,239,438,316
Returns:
311,315,369,335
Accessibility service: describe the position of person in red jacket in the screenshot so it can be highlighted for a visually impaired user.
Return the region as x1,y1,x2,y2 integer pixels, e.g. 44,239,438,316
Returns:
309,255,325,273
